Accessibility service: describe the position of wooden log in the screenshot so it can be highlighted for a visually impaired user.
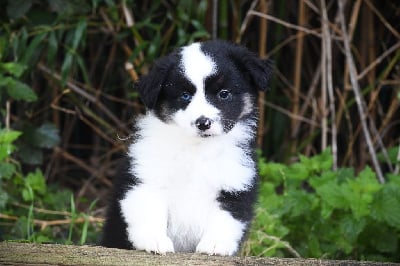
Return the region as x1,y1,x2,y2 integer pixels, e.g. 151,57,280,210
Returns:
0,242,398,266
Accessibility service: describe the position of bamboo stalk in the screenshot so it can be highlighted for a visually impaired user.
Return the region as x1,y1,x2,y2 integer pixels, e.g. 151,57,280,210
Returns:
338,0,385,183
321,0,337,169
291,0,306,153
256,0,268,148
237,0,258,43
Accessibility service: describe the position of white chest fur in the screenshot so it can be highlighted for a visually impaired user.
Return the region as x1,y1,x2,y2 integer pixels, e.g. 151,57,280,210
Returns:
120,113,255,254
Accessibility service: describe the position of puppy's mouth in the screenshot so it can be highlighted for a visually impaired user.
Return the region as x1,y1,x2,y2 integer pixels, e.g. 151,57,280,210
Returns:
199,132,213,138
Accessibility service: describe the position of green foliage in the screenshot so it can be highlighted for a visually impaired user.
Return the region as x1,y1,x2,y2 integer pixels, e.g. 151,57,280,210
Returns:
1,5,100,241
0,126,101,244
0,60,37,102
245,149,400,261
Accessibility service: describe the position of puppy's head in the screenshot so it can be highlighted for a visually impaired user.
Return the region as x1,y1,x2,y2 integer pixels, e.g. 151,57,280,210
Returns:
136,40,272,138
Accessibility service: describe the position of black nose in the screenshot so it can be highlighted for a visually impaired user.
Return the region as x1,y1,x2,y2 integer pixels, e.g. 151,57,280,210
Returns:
195,116,212,131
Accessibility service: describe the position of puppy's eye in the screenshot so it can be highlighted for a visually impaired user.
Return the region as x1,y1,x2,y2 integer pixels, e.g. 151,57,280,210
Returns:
180,92,192,102
218,89,232,100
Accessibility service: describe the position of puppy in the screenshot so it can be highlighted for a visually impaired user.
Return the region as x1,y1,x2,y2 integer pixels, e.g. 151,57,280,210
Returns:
101,40,272,256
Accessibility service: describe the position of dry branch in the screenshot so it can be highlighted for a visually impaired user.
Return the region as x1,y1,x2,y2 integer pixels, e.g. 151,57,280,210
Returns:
0,242,397,266
0,213,104,231
338,0,385,183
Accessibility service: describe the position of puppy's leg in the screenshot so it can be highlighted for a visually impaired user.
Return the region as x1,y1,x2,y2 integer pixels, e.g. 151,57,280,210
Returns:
196,209,245,256
120,185,174,254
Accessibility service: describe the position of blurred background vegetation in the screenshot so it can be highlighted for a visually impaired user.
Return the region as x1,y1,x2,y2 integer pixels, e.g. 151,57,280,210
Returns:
0,0,399,262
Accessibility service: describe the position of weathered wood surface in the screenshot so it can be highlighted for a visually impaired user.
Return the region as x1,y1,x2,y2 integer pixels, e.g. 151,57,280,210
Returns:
0,242,398,266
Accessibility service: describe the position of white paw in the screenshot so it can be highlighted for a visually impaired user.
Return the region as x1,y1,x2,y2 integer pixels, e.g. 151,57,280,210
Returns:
133,234,175,255
196,236,238,256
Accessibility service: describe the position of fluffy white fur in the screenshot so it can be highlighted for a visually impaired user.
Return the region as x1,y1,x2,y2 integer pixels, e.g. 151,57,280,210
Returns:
121,113,255,255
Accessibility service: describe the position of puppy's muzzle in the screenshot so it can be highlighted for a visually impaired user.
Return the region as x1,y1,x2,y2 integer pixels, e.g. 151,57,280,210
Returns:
195,116,212,131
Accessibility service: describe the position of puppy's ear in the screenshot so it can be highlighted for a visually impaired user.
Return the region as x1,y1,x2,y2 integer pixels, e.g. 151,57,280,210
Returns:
135,53,178,109
230,45,273,91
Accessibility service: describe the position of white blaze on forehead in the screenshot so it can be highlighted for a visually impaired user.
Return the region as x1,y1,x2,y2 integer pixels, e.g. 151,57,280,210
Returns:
175,42,222,137
180,43,216,91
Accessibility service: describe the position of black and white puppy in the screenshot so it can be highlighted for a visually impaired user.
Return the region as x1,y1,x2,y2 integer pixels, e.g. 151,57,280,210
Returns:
101,40,272,256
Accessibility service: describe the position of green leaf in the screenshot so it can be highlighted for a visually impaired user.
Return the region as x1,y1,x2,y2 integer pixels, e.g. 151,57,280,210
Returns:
339,216,366,244
18,144,43,165
72,19,87,50
6,0,33,19
259,161,286,183
0,161,16,179
346,168,381,218
0,186,8,209
309,170,336,188
21,33,47,66
315,180,348,209
299,147,333,173
371,184,400,229
22,186,34,202
0,130,22,160
286,162,309,180
47,31,58,67
61,52,73,85
387,173,400,187
365,223,399,253
0,129,22,144
49,0,90,16
32,123,60,149
281,190,314,218
25,169,46,196
2,77,37,102
377,146,399,164
0,62,27,77
19,122,60,148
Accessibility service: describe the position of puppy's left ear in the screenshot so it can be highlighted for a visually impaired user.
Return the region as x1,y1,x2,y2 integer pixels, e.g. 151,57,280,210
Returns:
231,45,273,91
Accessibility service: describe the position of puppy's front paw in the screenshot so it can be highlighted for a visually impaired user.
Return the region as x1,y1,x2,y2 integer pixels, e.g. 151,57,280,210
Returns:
133,234,175,255
196,235,238,256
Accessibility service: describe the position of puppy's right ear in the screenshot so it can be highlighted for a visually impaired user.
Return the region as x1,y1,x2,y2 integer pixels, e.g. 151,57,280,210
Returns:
135,53,178,109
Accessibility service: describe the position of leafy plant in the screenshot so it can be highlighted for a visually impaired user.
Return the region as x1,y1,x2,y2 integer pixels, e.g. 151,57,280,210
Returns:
0,29,100,243
244,149,400,262
0,126,101,244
